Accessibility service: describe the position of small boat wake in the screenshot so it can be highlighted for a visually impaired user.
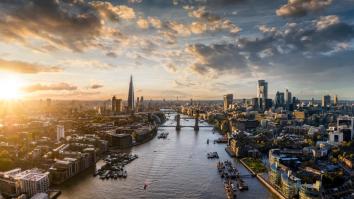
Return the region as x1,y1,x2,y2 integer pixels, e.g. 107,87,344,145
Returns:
143,180,152,190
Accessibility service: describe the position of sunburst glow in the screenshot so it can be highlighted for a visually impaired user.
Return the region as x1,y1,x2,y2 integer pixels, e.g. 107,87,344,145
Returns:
0,74,24,100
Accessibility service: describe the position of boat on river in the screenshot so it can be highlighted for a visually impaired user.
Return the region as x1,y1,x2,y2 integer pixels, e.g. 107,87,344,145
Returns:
207,152,219,159
158,132,169,139
96,152,138,180
237,178,249,191
224,180,236,199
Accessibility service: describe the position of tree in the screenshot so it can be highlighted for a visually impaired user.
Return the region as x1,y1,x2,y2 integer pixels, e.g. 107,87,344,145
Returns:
0,150,14,171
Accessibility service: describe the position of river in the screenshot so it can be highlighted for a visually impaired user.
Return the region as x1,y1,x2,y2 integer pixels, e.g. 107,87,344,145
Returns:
57,112,276,199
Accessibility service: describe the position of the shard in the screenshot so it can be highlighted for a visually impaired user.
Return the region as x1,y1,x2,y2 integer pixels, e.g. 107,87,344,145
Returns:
128,75,134,111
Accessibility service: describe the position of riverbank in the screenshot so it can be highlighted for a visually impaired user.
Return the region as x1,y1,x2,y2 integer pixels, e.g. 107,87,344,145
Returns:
56,112,273,199
239,158,286,199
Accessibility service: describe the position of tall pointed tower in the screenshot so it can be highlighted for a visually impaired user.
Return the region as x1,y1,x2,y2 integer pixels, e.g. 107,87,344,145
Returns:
128,75,134,111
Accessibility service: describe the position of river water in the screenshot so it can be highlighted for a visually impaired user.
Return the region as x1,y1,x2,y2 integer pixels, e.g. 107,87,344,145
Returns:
57,112,276,199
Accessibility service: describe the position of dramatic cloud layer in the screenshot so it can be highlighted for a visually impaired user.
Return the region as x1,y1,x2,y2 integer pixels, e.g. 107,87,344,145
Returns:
0,59,61,74
0,0,134,52
187,15,354,80
0,0,353,99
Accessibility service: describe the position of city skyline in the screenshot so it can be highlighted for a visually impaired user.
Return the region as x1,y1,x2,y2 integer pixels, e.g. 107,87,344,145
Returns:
0,0,354,100
2,1,354,199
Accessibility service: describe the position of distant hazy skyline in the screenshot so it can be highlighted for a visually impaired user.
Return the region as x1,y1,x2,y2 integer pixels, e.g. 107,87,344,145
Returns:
0,0,353,100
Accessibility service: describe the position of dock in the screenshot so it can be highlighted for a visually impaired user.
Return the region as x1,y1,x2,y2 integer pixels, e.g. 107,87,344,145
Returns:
239,158,286,199
225,147,236,157
49,190,61,199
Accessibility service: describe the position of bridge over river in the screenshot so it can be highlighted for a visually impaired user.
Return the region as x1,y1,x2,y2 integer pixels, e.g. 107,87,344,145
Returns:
160,109,213,130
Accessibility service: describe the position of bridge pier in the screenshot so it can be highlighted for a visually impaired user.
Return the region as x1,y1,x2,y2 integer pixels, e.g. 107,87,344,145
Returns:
194,111,199,131
176,114,181,130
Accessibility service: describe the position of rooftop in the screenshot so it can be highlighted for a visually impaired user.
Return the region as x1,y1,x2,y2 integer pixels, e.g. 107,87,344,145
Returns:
15,169,49,182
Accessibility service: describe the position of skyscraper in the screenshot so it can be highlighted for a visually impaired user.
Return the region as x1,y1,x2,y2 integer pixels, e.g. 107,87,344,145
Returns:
140,96,144,112
285,89,292,105
257,80,268,109
275,91,285,107
136,97,140,112
128,75,134,111
311,98,315,106
334,95,338,106
56,125,65,142
116,99,123,113
322,95,331,108
112,96,117,113
223,94,233,111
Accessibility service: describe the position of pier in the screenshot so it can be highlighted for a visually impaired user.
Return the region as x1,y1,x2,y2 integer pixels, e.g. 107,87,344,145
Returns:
160,125,214,128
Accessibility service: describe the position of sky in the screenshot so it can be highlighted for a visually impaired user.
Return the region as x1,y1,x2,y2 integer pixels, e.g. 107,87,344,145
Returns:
0,0,353,101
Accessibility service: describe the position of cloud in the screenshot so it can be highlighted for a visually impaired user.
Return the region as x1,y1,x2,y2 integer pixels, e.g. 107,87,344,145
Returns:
0,0,135,52
90,1,135,20
106,52,118,58
186,43,248,75
30,90,101,99
186,15,354,80
315,15,340,30
173,79,198,88
90,84,104,89
276,0,333,17
173,0,245,7
136,7,240,38
60,59,114,70
189,6,221,21
0,59,62,74
23,83,77,93
137,18,150,29
186,6,241,34
164,63,177,73
128,0,143,4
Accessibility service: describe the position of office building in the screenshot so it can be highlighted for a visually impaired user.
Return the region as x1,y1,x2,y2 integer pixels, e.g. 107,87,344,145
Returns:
275,91,285,107
140,96,144,112
285,89,292,106
223,94,233,111
257,80,268,109
15,169,50,198
56,125,65,142
265,99,273,109
251,98,259,109
337,116,354,140
112,96,117,113
0,169,22,198
329,129,345,144
299,181,321,199
116,99,123,113
106,133,132,148
135,96,145,112
128,75,135,111
50,147,96,185
136,97,140,112
333,95,338,106
322,95,331,108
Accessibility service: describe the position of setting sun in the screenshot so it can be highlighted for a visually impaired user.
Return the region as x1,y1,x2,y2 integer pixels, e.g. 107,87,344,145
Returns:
0,75,23,100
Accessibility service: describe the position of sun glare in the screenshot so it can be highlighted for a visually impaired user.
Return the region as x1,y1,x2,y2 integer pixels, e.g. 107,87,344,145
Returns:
0,75,24,100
